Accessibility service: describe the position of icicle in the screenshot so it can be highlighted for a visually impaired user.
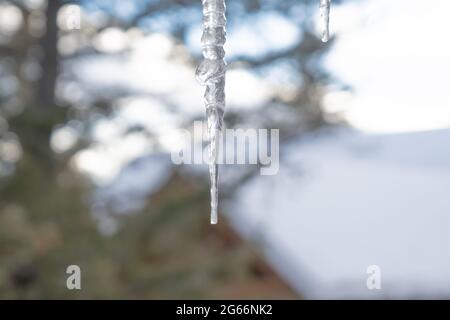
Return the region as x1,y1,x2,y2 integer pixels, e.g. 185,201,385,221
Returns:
196,0,227,224
320,0,331,42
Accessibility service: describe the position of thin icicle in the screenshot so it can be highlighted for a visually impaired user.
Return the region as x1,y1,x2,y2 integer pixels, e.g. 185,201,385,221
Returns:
320,0,331,42
195,0,227,224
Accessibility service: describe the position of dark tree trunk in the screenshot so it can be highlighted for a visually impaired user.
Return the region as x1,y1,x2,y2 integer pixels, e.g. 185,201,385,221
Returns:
37,0,61,107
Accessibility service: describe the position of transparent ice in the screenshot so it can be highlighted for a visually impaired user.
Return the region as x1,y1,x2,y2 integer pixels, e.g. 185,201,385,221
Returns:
320,0,331,42
195,0,227,224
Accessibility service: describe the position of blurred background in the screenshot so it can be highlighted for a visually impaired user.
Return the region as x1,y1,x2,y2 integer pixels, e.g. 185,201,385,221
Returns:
0,0,449,299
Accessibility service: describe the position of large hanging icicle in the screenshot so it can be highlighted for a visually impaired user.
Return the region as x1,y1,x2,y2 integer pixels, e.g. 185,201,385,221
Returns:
195,0,227,224
320,0,331,42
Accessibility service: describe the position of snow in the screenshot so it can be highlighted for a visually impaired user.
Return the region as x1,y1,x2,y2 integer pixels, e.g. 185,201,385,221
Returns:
228,127,450,298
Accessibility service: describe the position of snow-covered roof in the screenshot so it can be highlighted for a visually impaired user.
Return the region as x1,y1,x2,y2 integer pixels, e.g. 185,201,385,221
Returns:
229,128,450,298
